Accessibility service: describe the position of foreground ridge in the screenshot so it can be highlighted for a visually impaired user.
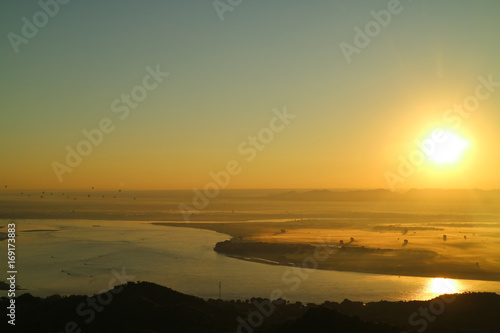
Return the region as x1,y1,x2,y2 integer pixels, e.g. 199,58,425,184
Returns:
2,281,499,333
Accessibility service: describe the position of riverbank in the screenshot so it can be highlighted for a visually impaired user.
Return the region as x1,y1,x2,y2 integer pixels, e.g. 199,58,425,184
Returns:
154,221,500,282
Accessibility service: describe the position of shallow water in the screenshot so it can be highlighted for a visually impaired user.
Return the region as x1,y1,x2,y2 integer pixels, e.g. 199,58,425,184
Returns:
2,219,500,303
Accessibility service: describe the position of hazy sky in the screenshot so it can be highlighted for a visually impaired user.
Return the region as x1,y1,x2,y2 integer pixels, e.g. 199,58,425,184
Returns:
1,0,499,190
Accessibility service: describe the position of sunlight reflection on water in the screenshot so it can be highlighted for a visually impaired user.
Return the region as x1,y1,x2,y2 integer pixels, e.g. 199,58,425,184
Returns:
419,278,462,299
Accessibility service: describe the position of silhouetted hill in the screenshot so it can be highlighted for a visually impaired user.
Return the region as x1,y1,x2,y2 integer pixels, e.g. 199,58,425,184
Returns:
268,189,500,202
2,282,500,332
323,292,500,333
270,306,400,333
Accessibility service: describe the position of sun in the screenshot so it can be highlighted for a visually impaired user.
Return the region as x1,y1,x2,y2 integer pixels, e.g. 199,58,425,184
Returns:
424,130,471,165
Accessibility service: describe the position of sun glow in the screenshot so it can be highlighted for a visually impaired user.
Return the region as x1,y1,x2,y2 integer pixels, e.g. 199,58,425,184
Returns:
430,278,459,295
424,130,471,165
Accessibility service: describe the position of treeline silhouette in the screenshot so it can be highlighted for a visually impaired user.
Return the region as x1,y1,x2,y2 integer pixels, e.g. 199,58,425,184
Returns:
1,282,499,332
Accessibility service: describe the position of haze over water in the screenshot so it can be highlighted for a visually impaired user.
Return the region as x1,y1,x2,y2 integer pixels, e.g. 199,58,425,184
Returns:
7,218,500,303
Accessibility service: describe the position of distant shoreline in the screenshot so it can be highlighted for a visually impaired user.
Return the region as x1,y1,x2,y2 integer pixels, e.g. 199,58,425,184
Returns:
1,194,499,284
154,221,500,283
216,249,500,282
1,217,498,282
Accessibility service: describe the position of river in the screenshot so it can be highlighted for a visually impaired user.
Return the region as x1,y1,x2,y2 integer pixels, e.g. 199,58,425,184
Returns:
3,219,500,303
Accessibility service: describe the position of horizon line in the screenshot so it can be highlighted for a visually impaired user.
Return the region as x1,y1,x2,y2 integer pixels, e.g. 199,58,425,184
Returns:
1,187,499,192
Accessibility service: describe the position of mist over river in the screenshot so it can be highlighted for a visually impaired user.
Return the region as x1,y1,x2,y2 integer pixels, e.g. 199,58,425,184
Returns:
3,219,500,303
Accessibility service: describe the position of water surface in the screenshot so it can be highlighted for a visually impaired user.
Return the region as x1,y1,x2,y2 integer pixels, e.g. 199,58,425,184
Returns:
3,219,500,303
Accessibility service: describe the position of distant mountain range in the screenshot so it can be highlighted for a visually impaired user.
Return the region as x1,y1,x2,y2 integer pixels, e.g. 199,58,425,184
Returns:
267,189,500,202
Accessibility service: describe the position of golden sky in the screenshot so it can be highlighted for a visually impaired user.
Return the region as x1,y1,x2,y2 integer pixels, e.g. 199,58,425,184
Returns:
1,0,499,190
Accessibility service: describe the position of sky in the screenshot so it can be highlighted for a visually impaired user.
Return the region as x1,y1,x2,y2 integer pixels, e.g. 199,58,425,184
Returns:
0,0,499,191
